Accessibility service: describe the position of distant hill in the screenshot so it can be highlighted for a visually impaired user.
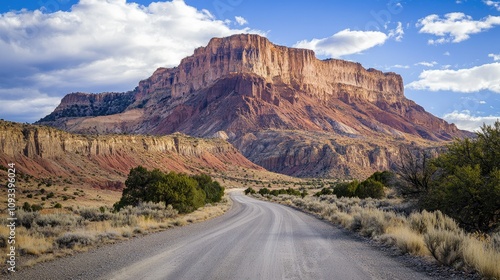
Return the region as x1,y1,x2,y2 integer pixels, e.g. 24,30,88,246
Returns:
0,120,265,189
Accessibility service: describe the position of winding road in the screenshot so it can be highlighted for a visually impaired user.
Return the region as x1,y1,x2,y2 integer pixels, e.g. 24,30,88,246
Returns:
10,192,435,280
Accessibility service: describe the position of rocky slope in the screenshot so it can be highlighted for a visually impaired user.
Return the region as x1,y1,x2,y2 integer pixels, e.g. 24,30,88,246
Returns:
0,120,264,189
37,34,472,178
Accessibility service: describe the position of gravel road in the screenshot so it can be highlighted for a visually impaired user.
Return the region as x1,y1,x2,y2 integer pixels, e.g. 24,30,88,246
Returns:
9,192,437,280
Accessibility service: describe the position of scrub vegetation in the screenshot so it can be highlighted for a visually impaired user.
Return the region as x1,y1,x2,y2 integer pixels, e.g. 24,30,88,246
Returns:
0,168,228,272
250,121,500,279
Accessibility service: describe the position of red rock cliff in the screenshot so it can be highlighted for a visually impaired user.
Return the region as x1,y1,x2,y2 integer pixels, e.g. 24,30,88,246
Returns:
137,34,403,104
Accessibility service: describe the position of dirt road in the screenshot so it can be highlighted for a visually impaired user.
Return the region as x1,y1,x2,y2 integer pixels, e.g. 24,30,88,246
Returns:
10,192,436,279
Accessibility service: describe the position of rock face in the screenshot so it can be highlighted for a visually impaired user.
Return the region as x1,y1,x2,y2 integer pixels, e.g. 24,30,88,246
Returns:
37,34,472,178
0,120,263,188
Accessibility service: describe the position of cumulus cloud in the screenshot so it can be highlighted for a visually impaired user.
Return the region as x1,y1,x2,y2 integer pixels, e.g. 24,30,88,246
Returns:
489,53,500,61
485,0,500,11
0,0,263,122
416,12,500,44
294,29,388,58
406,63,500,93
235,16,248,25
443,110,499,131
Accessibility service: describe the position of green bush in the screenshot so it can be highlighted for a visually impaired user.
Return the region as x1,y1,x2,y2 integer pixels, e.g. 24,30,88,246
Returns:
418,121,500,232
333,179,385,199
31,204,43,212
367,171,395,186
333,181,359,198
244,187,256,195
22,202,32,212
191,174,224,204
258,187,270,195
314,188,333,197
355,179,385,199
114,167,223,214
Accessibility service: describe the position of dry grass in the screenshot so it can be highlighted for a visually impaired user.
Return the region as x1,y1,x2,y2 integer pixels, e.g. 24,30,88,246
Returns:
0,194,232,272
262,194,500,279
424,229,465,268
16,227,53,256
380,226,429,256
462,235,500,279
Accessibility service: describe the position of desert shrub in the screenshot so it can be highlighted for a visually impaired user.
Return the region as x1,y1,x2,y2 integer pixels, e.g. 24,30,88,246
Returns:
409,210,460,234
56,232,95,248
191,174,224,204
16,230,53,256
22,202,32,212
351,209,399,237
111,212,138,227
367,171,395,186
333,181,358,198
492,232,500,251
16,209,39,229
35,213,82,227
258,187,270,195
125,202,178,220
54,203,62,209
314,187,333,197
244,187,256,195
115,166,165,209
462,235,500,279
424,229,465,268
400,121,500,232
31,204,43,212
78,207,113,221
115,167,221,213
380,226,429,256
355,179,385,199
160,172,206,213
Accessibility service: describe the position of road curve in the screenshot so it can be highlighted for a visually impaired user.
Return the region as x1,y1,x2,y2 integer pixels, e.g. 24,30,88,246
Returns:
10,192,435,280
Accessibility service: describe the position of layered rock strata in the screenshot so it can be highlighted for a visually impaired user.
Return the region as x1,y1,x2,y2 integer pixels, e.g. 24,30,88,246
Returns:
37,34,471,178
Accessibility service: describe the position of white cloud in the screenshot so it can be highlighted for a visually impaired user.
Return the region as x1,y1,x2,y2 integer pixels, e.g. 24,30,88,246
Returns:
0,0,263,122
479,100,487,104
416,12,500,44
0,88,61,122
415,61,438,67
388,22,404,41
485,0,500,11
406,63,500,93
294,29,388,58
235,16,248,25
390,64,410,69
444,51,451,56
443,110,499,131
489,53,500,61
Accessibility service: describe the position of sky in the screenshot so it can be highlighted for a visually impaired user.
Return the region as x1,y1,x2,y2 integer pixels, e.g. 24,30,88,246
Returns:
0,0,499,132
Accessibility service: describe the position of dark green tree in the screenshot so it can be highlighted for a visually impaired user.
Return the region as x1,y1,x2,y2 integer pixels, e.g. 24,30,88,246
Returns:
258,187,270,195
355,179,385,199
424,122,500,231
191,174,224,204
115,166,165,209
333,181,359,198
115,167,222,214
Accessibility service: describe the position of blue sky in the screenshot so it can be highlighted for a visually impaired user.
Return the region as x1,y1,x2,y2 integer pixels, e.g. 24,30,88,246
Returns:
1,0,499,131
